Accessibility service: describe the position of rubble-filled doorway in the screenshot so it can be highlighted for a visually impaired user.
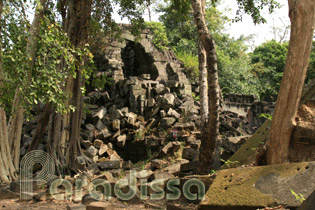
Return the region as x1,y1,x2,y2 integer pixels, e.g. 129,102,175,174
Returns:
121,41,158,80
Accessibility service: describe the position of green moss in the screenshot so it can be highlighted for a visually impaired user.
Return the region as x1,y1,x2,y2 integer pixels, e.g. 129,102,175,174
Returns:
222,120,271,169
200,162,311,207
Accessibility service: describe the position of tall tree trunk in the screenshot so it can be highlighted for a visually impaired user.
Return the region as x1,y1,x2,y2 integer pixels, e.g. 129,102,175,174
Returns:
0,0,17,183
64,0,92,171
192,0,220,174
7,0,46,169
266,0,315,165
198,34,208,127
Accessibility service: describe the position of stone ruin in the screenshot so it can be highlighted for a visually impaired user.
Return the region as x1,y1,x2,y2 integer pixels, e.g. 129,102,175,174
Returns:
21,24,277,171
12,25,315,210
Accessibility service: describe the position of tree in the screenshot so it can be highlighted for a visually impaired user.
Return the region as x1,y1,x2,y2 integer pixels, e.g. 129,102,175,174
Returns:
250,40,288,100
191,0,220,174
266,0,315,164
0,0,17,184
0,0,47,183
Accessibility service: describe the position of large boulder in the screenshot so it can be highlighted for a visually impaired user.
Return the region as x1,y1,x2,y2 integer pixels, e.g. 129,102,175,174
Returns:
198,161,315,210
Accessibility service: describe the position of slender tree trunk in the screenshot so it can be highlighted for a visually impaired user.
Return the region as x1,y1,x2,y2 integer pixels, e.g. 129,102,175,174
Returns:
0,0,17,183
266,0,315,165
27,103,51,152
192,0,220,174
7,0,46,169
198,36,208,127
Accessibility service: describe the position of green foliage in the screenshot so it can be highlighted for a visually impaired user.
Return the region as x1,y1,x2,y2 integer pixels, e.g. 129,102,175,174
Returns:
145,21,169,50
290,189,305,203
217,35,260,96
250,40,288,100
221,159,239,169
259,113,272,120
176,51,199,80
235,0,281,24
158,0,197,55
1,2,29,111
1,2,94,116
306,41,315,84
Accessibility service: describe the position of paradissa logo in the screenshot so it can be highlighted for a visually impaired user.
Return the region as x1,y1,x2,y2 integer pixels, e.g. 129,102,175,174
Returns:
20,151,205,201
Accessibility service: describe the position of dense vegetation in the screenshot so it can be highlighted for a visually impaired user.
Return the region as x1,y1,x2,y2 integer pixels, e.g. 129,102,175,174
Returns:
150,1,315,100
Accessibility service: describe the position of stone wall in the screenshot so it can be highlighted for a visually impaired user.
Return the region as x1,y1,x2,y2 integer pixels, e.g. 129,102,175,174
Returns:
223,94,274,129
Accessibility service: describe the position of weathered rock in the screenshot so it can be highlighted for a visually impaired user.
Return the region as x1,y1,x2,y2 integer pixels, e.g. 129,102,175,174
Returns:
297,190,315,210
151,159,164,169
92,108,107,123
168,108,181,119
97,161,121,170
161,142,174,156
86,124,95,131
126,112,137,126
109,106,123,120
223,120,271,168
86,164,100,178
155,84,170,95
95,120,106,131
82,194,98,205
111,169,122,178
136,170,153,179
93,139,103,149
164,160,189,176
112,119,120,131
92,172,114,181
178,98,194,113
198,162,315,210
173,122,195,131
67,204,86,210
290,101,315,163
101,91,111,103
82,140,92,149
122,160,133,169
172,141,181,152
190,140,201,150
222,135,250,154
182,147,199,161
117,134,127,147
95,128,112,140
157,93,175,110
150,172,174,181
180,160,198,172
160,117,176,129
86,202,114,210
85,146,98,159
98,144,108,156
75,156,86,170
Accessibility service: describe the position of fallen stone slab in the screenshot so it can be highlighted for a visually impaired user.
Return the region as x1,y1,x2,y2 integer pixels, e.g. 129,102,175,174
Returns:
117,134,126,147
222,135,251,154
97,161,121,170
180,160,198,172
198,161,315,210
160,142,174,156
151,159,164,169
67,204,86,210
160,117,176,129
163,159,189,176
222,120,271,169
86,202,114,210
182,147,199,161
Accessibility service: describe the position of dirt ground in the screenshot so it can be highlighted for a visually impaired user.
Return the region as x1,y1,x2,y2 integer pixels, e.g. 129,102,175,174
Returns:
0,198,175,210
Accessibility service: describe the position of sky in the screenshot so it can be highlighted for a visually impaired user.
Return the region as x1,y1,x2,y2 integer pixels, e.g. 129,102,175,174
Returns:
113,1,290,48
217,1,290,47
